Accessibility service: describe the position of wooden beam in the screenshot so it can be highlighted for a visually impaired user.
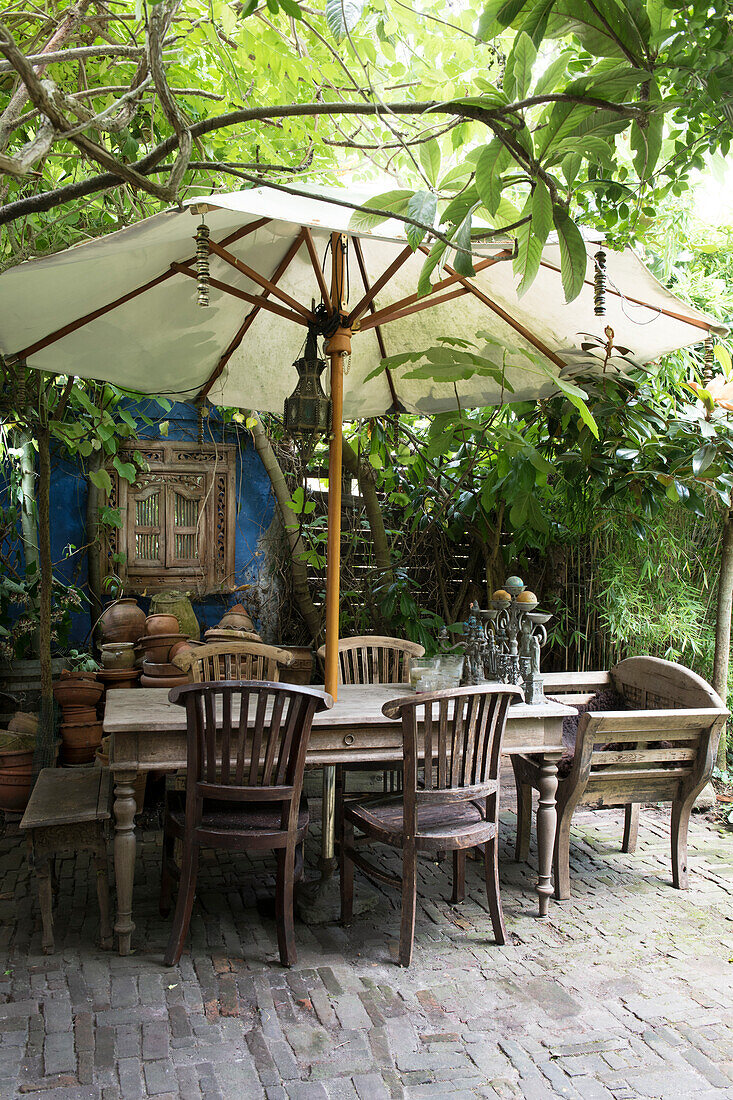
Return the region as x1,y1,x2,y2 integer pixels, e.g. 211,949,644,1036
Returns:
303,227,331,310
197,230,307,402
206,239,313,321
8,216,272,364
358,286,471,331
170,264,309,326
352,237,401,409
347,244,413,327
355,249,513,332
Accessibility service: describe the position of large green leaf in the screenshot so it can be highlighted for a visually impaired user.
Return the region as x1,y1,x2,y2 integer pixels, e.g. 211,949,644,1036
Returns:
475,140,512,216
530,178,553,245
89,468,113,495
406,191,437,250
552,206,587,302
513,215,543,297
349,190,413,232
326,0,365,42
417,239,448,297
451,212,476,277
419,139,441,187
504,31,536,100
535,102,596,156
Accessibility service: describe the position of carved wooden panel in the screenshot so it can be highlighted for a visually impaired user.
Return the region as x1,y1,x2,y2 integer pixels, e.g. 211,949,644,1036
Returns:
102,441,236,595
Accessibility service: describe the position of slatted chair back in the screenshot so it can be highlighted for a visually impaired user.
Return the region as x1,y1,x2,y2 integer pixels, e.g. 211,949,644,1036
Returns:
173,641,294,684
168,681,332,815
316,636,425,685
382,684,523,820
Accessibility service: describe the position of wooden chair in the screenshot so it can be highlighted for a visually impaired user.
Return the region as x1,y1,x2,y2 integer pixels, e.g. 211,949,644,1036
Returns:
159,680,333,967
512,657,728,898
316,635,425,686
340,683,522,967
173,640,294,683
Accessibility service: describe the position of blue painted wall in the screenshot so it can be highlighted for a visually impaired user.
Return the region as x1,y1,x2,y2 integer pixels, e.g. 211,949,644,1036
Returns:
49,400,275,648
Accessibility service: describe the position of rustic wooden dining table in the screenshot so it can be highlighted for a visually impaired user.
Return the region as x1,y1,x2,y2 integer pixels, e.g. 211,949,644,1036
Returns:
104,684,573,955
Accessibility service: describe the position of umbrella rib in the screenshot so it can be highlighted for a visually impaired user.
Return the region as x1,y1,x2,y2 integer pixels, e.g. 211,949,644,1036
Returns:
302,227,332,311
206,239,314,321
358,286,471,330
196,229,307,402
351,237,400,409
347,244,414,328
6,216,272,364
356,249,513,332
170,264,309,326
427,250,566,370
538,259,715,332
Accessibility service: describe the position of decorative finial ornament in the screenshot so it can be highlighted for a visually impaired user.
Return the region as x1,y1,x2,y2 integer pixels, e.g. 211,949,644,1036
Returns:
704,336,715,383
594,249,607,316
195,217,211,307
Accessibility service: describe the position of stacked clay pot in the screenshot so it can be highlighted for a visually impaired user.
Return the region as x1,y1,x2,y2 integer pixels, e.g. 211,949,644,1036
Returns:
53,675,104,765
97,641,140,690
0,718,37,812
98,598,146,645
139,614,189,687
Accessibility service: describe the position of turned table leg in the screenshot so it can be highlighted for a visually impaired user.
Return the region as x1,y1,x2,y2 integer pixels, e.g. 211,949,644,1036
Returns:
113,769,137,955
535,753,560,917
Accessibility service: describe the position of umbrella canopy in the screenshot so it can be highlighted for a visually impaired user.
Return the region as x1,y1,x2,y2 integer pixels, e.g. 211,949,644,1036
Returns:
0,185,724,418
0,184,725,697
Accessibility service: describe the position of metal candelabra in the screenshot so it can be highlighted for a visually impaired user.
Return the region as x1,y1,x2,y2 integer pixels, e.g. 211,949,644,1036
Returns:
439,575,552,703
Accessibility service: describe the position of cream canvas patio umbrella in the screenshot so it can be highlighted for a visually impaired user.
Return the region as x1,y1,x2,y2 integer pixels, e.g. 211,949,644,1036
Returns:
0,184,725,697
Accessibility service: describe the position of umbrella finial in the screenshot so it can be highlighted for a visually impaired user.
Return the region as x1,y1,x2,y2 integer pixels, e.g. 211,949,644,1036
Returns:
195,214,211,308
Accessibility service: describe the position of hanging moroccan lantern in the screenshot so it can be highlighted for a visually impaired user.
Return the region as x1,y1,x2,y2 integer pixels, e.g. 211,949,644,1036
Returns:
283,326,331,438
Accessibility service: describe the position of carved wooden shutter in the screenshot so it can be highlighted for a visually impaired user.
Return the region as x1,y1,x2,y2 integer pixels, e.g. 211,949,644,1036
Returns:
128,478,165,573
166,477,206,571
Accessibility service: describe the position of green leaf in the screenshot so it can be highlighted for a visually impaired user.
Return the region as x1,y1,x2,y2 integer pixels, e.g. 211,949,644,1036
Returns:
553,375,599,437
692,444,716,476
552,206,587,302
513,198,542,297
406,191,437,250
279,0,302,15
451,213,475,277
533,50,572,97
504,31,536,100
89,468,112,495
475,140,512,216
417,239,448,297
326,0,365,41
349,190,412,232
419,139,441,187
530,178,552,246
112,456,136,484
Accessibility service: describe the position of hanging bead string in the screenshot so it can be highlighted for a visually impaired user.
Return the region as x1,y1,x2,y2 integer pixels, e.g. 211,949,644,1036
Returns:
197,403,204,444
703,336,715,384
594,249,607,316
195,217,211,307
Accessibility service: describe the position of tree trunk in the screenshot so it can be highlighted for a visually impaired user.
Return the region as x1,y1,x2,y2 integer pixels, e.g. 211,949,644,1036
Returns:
33,423,56,777
86,449,103,635
18,429,41,656
250,416,323,643
713,507,733,769
342,438,392,575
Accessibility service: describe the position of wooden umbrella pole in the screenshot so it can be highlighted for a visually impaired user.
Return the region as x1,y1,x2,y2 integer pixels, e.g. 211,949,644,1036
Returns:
324,232,350,700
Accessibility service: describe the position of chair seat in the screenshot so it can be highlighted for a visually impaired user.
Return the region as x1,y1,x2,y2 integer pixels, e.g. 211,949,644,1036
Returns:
166,794,309,842
344,794,495,852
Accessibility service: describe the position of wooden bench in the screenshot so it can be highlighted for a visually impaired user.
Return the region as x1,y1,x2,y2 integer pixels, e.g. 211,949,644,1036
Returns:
511,657,728,898
20,767,114,954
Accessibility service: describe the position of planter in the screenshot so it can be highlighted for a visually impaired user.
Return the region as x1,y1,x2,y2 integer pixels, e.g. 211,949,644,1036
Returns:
140,672,189,688
8,712,39,737
59,669,98,681
56,705,98,723
150,592,200,641
97,669,139,690
53,679,104,709
59,747,97,766
100,642,135,670
98,598,146,645
0,769,33,812
219,604,254,632
278,646,315,686
145,614,180,637
140,633,184,664
60,721,104,749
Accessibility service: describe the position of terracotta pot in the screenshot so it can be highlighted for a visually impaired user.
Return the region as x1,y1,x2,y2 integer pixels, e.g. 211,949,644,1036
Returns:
0,769,33,812
98,598,146,645
60,721,104,749
145,614,180,637
100,642,135,670
140,633,184,664
59,668,98,681
53,679,104,709
0,748,34,770
140,673,189,688
150,592,200,641
57,705,98,723
168,640,190,661
59,746,97,766
219,605,255,632
141,660,186,678
204,628,262,644
97,669,139,689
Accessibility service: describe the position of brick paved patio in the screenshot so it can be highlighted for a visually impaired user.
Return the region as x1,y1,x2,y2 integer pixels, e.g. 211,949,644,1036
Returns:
0,776,732,1100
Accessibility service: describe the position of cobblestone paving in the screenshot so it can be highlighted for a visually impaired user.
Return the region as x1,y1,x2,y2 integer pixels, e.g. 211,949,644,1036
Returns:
0,777,731,1099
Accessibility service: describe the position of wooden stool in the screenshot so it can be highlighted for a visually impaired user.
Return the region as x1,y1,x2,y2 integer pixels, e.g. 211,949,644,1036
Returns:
20,767,114,954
